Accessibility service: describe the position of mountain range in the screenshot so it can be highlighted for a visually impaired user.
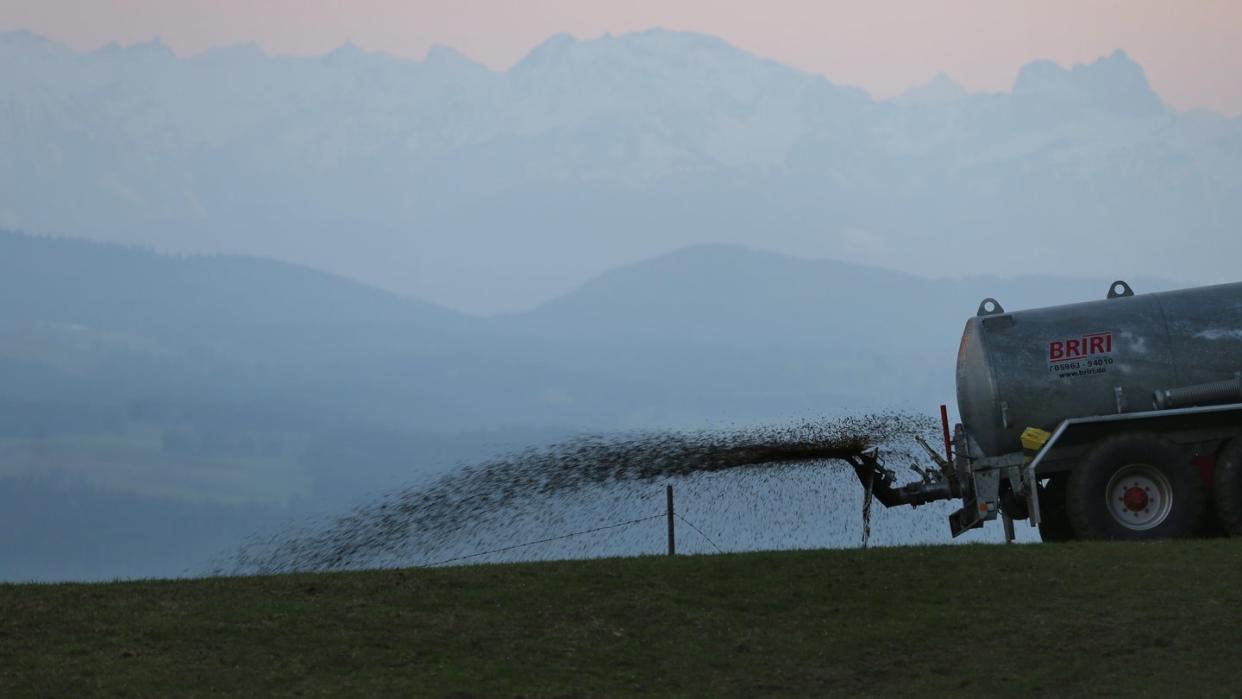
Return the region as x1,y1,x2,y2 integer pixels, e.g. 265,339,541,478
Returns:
2,29,1237,313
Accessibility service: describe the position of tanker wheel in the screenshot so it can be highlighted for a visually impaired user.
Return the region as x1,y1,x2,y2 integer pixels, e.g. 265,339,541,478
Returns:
1212,438,1242,535
1036,473,1074,543
1066,432,1206,541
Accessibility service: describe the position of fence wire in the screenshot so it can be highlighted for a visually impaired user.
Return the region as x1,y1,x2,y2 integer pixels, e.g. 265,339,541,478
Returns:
675,513,724,554
424,513,666,568
421,478,871,567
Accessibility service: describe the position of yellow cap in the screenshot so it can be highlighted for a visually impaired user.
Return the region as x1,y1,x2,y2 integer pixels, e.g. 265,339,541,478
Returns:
1021,427,1052,452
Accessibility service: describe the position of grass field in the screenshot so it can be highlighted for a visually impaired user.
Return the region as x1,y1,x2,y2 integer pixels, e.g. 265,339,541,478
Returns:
4,541,1242,697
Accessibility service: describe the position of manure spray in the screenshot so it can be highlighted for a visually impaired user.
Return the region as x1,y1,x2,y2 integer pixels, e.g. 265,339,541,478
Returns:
232,412,937,574
231,279,1242,563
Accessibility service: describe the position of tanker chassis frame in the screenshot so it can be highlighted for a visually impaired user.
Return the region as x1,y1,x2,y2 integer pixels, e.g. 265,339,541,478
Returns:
848,401,1242,540
845,280,1242,541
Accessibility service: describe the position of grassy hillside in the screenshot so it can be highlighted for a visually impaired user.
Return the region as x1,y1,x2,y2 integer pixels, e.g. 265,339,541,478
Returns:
4,541,1241,696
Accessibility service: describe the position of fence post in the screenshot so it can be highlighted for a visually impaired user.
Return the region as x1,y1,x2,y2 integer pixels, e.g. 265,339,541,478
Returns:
666,484,675,556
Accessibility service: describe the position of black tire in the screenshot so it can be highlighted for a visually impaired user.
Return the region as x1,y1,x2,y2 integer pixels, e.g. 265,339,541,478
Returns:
1000,482,1030,521
1213,438,1242,535
1066,432,1206,541
1037,473,1075,542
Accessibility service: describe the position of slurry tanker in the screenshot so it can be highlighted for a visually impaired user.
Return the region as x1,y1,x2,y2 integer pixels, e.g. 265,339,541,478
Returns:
850,280,1242,541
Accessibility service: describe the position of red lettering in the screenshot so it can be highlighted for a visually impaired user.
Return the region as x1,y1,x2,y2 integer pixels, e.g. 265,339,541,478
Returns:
1049,332,1114,364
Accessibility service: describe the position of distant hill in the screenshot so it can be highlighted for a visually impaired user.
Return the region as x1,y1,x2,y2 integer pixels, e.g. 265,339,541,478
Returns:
0,231,1183,433
0,231,477,351
505,242,1178,353
1,29,1238,313
0,229,1179,406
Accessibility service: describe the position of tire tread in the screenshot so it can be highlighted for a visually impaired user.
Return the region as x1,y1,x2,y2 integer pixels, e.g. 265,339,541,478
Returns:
1037,473,1074,543
1066,432,1205,541
1213,438,1242,535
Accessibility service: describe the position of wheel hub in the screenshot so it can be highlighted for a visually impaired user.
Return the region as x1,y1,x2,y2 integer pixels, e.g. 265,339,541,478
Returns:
1106,463,1173,531
1122,486,1149,512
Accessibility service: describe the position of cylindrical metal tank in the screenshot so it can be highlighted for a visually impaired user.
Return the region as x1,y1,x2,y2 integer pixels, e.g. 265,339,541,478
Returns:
956,281,1242,457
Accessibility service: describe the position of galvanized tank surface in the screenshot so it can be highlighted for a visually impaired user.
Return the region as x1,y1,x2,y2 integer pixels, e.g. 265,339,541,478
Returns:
957,281,1242,456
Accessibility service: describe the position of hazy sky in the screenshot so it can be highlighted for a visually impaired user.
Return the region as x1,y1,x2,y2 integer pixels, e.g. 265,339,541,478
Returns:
3,0,1240,114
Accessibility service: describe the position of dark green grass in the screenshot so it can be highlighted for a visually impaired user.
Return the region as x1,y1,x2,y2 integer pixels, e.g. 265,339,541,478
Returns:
4,541,1242,697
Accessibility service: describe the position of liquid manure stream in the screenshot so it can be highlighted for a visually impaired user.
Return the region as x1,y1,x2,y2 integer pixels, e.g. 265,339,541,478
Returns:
233,412,937,574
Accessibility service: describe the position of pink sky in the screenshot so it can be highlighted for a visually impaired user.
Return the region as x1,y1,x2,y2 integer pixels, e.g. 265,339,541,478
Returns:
3,0,1240,114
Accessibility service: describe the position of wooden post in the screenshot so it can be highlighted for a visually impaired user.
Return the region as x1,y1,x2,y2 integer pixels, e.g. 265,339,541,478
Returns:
666,484,675,556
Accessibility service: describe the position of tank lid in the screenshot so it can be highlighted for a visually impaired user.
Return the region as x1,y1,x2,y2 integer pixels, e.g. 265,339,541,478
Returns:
976,298,1005,316
1107,280,1135,299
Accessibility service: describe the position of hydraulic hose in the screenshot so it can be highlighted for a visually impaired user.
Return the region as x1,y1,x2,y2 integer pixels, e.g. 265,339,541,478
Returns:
1153,376,1242,410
